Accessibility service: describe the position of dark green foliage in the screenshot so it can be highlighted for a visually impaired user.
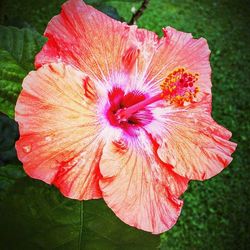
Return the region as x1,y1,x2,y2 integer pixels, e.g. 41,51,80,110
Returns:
0,113,20,165
0,0,124,32
0,174,159,250
95,3,124,21
0,26,46,117
0,26,45,71
0,0,249,249
0,164,26,201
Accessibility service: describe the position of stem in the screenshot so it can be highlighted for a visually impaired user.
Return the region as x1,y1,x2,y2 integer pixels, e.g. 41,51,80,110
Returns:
116,93,162,121
128,0,150,25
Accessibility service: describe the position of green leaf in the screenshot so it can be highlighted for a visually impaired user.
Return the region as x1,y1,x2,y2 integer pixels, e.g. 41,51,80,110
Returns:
0,164,25,201
0,25,45,117
0,0,130,33
0,177,160,249
95,4,124,21
0,112,20,165
0,25,45,71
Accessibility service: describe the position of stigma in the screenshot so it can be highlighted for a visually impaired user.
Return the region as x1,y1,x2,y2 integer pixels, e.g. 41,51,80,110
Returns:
160,67,199,106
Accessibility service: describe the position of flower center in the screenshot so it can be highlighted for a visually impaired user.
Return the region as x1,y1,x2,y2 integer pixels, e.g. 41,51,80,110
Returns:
106,68,199,134
106,87,153,134
115,93,162,123
115,68,200,122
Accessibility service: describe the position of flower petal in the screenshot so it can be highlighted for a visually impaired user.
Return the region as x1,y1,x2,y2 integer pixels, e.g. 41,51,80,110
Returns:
35,0,159,88
144,27,211,98
15,63,104,200
99,130,188,234
146,95,237,180
35,0,129,81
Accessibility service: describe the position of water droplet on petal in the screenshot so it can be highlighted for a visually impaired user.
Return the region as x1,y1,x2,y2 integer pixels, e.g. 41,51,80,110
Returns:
81,158,86,165
45,136,52,142
22,145,31,153
79,152,86,158
69,158,78,166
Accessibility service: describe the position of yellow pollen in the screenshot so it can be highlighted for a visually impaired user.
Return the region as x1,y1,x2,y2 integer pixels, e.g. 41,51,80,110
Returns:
160,67,200,106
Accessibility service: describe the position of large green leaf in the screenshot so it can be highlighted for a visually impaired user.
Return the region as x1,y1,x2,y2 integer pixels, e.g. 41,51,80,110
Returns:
0,174,160,249
0,25,45,117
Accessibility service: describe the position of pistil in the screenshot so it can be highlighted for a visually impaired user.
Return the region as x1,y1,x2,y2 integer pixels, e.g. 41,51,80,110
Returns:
116,93,162,122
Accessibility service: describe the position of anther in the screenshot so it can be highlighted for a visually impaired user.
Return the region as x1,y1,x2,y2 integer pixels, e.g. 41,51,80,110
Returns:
160,67,200,106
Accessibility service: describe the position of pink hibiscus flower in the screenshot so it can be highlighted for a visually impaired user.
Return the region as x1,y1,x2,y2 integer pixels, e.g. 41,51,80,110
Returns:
15,0,237,234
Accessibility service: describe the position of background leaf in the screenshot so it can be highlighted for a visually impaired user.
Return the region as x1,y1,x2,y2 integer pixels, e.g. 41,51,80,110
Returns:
95,3,124,21
0,175,160,250
0,26,45,117
0,0,130,32
0,164,25,201
0,26,45,71
0,113,20,165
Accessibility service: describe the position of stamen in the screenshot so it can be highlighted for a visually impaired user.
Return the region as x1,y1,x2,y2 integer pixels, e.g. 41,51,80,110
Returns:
160,67,199,106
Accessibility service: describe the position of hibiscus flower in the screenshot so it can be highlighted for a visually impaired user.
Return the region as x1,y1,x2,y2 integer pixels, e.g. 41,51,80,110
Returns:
15,0,237,234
